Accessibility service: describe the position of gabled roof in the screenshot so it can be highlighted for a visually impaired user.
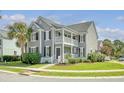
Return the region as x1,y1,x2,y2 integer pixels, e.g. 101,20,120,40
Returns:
36,16,64,29
30,16,98,37
67,21,93,32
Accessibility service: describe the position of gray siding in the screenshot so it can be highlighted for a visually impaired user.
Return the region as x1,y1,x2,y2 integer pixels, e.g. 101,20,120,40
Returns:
86,23,98,57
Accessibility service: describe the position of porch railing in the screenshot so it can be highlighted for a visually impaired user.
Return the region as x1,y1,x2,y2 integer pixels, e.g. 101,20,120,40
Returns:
55,36,78,46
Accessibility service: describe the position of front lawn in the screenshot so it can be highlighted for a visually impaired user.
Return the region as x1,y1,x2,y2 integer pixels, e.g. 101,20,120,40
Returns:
0,61,46,68
0,66,25,73
34,71,124,77
47,61,124,70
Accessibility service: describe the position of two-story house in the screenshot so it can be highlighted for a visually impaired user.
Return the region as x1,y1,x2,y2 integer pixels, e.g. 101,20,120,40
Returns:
0,29,21,61
27,16,98,63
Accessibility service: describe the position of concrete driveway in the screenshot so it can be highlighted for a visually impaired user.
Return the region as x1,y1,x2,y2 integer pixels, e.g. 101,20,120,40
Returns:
0,71,124,82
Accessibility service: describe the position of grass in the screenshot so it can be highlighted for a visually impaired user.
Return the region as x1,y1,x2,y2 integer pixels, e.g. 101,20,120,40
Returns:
0,61,46,68
0,66,25,73
34,71,124,77
48,61,124,70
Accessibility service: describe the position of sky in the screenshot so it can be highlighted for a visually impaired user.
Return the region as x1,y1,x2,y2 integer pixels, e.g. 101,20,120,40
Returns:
0,10,124,41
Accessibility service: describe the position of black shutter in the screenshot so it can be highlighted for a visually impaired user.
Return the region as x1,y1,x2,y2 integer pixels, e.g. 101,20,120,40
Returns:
49,46,51,57
83,35,85,42
49,31,51,39
36,32,39,40
79,35,80,42
44,32,46,40
44,47,46,56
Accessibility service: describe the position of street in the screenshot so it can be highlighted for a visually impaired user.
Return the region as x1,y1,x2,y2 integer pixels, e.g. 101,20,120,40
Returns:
0,71,124,82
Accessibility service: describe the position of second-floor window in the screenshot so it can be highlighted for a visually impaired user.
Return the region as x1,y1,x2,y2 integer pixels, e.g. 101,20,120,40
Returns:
44,31,51,40
0,39,2,45
31,32,39,41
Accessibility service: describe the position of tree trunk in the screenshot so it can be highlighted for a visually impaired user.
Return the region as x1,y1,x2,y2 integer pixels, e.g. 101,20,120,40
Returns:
21,44,25,61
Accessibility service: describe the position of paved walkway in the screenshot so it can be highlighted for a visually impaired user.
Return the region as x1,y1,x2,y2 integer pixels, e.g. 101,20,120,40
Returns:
40,64,55,69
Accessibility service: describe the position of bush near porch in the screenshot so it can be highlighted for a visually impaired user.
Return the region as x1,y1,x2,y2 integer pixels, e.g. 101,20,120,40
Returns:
22,53,41,64
87,52,106,62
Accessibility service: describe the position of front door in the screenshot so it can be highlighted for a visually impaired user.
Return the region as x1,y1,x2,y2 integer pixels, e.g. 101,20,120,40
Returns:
56,48,60,59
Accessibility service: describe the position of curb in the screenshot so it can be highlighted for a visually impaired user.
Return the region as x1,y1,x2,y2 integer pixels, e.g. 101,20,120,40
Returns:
30,74,124,79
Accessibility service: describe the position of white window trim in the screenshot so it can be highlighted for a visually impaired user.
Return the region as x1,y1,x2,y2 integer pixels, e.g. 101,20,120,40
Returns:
31,32,38,42
44,31,50,41
45,46,50,57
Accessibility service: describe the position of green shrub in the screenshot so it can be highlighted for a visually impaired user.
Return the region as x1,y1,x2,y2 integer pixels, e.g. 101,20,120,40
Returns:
68,58,76,64
68,58,82,64
3,55,20,62
22,53,41,64
87,52,105,62
82,59,91,63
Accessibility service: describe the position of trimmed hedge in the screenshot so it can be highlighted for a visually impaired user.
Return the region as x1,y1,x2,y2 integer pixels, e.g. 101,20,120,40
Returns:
68,58,82,64
22,53,41,64
88,52,105,62
3,55,21,62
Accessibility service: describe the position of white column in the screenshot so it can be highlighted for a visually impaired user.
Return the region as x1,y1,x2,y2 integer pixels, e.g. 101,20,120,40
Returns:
51,28,55,64
62,29,64,63
71,33,73,56
39,30,42,54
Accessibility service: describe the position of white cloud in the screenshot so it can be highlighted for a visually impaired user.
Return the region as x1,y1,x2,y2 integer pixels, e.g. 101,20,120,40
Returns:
2,15,9,20
2,14,26,22
117,16,124,21
10,14,25,22
97,26,124,41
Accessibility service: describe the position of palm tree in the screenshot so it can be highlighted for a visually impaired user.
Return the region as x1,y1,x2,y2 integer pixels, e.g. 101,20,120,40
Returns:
7,22,32,56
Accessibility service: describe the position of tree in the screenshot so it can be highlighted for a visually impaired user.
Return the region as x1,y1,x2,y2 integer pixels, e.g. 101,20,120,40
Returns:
101,39,114,56
7,22,32,56
113,40,124,57
101,39,124,58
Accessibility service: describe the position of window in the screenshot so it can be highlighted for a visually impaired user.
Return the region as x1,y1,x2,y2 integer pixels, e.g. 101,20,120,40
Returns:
31,32,39,41
73,47,77,54
0,39,2,45
79,36,83,43
49,31,51,39
44,46,51,57
14,51,17,56
29,48,31,53
83,34,86,42
29,47,39,53
44,31,51,40
36,32,39,40
56,31,61,37
36,47,39,53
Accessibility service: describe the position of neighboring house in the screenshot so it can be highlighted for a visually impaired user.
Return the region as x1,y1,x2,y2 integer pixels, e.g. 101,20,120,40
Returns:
0,29,21,61
27,16,98,63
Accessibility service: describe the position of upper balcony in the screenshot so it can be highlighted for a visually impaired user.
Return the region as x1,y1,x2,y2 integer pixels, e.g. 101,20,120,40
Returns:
55,36,78,46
